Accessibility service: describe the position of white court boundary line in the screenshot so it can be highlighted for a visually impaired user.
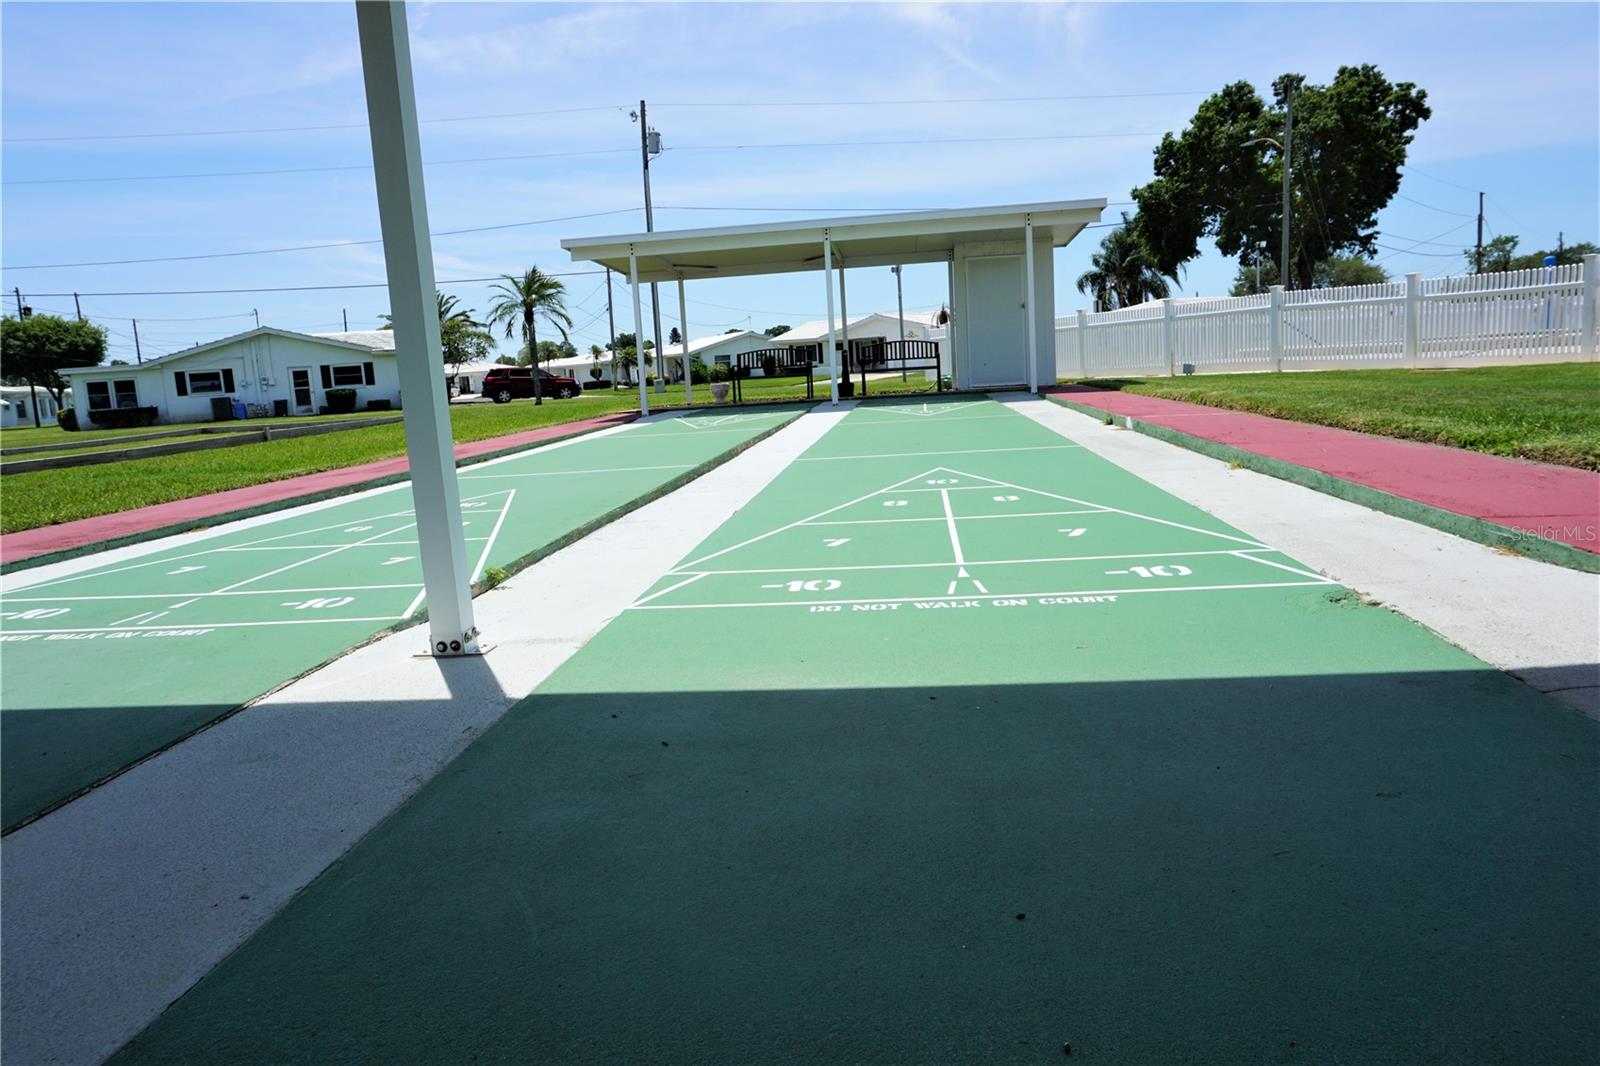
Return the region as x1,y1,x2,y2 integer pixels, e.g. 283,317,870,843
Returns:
664,547,1282,578
458,463,691,480
632,579,1337,611
3,584,424,603
799,509,1108,526
797,445,1079,461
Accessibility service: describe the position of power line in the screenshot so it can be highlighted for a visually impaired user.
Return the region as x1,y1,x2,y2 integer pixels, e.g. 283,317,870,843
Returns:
2,148,637,187
668,131,1165,152
1376,220,1474,263
656,91,1207,108
1394,193,1475,217
3,207,639,270
1400,166,1478,193
1,105,631,144
13,271,604,298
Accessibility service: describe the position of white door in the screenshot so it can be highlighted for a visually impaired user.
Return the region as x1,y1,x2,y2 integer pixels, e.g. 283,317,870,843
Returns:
963,254,1027,387
289,367,315,414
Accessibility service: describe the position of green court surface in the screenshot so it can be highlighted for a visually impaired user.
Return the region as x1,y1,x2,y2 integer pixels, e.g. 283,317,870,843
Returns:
0,409,795,832
109,398,1598,1064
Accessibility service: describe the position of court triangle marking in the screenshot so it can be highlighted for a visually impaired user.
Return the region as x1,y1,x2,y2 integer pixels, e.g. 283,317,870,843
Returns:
937,466,1271,549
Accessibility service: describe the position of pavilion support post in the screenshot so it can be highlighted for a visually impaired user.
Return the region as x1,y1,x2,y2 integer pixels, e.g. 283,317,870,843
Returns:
677,276,693,405
1023,214,1039,392
838,261,851,395
822,232,839,405
355,0,478,657
946,252,958,390
629,246,649,416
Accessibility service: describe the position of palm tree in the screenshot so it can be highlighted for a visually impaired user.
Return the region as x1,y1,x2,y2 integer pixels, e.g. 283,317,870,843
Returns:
484,268,573,405
1075,213,1180,311
378,291,473,330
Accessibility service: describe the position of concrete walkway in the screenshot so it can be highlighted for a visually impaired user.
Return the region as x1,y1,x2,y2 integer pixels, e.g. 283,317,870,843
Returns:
1046,385,1599,563
0,410,638,567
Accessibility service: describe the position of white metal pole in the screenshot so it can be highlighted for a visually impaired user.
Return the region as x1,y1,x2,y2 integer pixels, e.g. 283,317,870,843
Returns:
838,261,851,392
1162,298,1177,377
1268,284,1285,372
356,0,478,656
1023,214,1039,391
630,246,649,416
822,232,839,405
1076,309,1089,378
677,275,692,405
1404,272,1422,369
893,265,906,381
947,253,958,389
1580,253,1599,358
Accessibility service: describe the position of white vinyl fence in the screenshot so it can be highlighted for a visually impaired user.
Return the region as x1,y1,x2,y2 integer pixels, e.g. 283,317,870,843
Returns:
1056,254,1599,378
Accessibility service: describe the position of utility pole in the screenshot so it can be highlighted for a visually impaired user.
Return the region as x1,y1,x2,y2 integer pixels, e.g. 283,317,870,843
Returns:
605,268,617,383
132,319,143,364
1475,192,1485,274
15,289,39,426
254,307,261,328
1558,231,1565,263
1281,83,1293,291
343,308,349,331
74,293,83,321
635,100,666,393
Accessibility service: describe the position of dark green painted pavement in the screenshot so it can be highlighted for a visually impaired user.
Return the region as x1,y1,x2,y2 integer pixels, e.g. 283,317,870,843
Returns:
0,409,795,832
111,398,1599,1064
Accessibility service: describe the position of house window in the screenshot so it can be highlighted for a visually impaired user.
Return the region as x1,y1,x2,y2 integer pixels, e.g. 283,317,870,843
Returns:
187,371,225,393
86,379,139,410
330,364,366,386
14,399,26,419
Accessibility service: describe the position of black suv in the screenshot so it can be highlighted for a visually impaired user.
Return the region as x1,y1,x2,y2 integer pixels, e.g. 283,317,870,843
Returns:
481,366,581,402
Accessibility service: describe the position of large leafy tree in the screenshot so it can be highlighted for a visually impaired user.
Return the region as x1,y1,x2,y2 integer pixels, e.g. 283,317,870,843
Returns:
380,291,493,382
1133,66,1431,290
484,267,573,405
0,314,107,424
1075,213,1181,310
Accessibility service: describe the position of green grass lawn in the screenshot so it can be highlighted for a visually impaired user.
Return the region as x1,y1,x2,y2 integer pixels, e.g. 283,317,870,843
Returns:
0,395,639,534
0,408,385,451
1070,362,1600,470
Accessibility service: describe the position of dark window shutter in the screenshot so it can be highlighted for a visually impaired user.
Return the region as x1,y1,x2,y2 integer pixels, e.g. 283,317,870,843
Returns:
222,368,235,392
320,365,333,389
174,371,188,396
363,361,375,386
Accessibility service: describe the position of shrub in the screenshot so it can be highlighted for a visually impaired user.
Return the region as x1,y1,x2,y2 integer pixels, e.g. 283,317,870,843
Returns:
708,363,732,383
689,357,710,385
365,399,392,412
56,408,79,431
326,388,358,414
761,354,778,377
582,380,610,391
86,406,159,429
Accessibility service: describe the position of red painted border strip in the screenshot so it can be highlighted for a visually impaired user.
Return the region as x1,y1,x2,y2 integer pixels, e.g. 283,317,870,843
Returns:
1044,385,1599,556
1,411,639,566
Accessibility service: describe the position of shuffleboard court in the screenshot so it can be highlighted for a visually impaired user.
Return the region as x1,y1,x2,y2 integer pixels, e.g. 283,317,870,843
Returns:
109,395,1598,1063
0,407,796,831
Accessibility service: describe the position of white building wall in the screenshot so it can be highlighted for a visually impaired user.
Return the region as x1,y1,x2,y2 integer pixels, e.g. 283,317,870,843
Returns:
950,237,1054,389
68,334,403,425
0,388,66,427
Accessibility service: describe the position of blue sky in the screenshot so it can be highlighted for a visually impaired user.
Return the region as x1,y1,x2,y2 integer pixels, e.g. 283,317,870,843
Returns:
3,1,1596,365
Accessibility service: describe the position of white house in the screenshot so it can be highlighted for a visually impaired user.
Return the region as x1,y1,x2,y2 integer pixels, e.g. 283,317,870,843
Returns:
0,385,68,428
60,327,404,426
544,330,773,386
768,311,940,368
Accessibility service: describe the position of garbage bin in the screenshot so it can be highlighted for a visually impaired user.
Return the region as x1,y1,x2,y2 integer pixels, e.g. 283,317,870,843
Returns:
232,400,248,420
210,397,235,421
272,399,289,417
